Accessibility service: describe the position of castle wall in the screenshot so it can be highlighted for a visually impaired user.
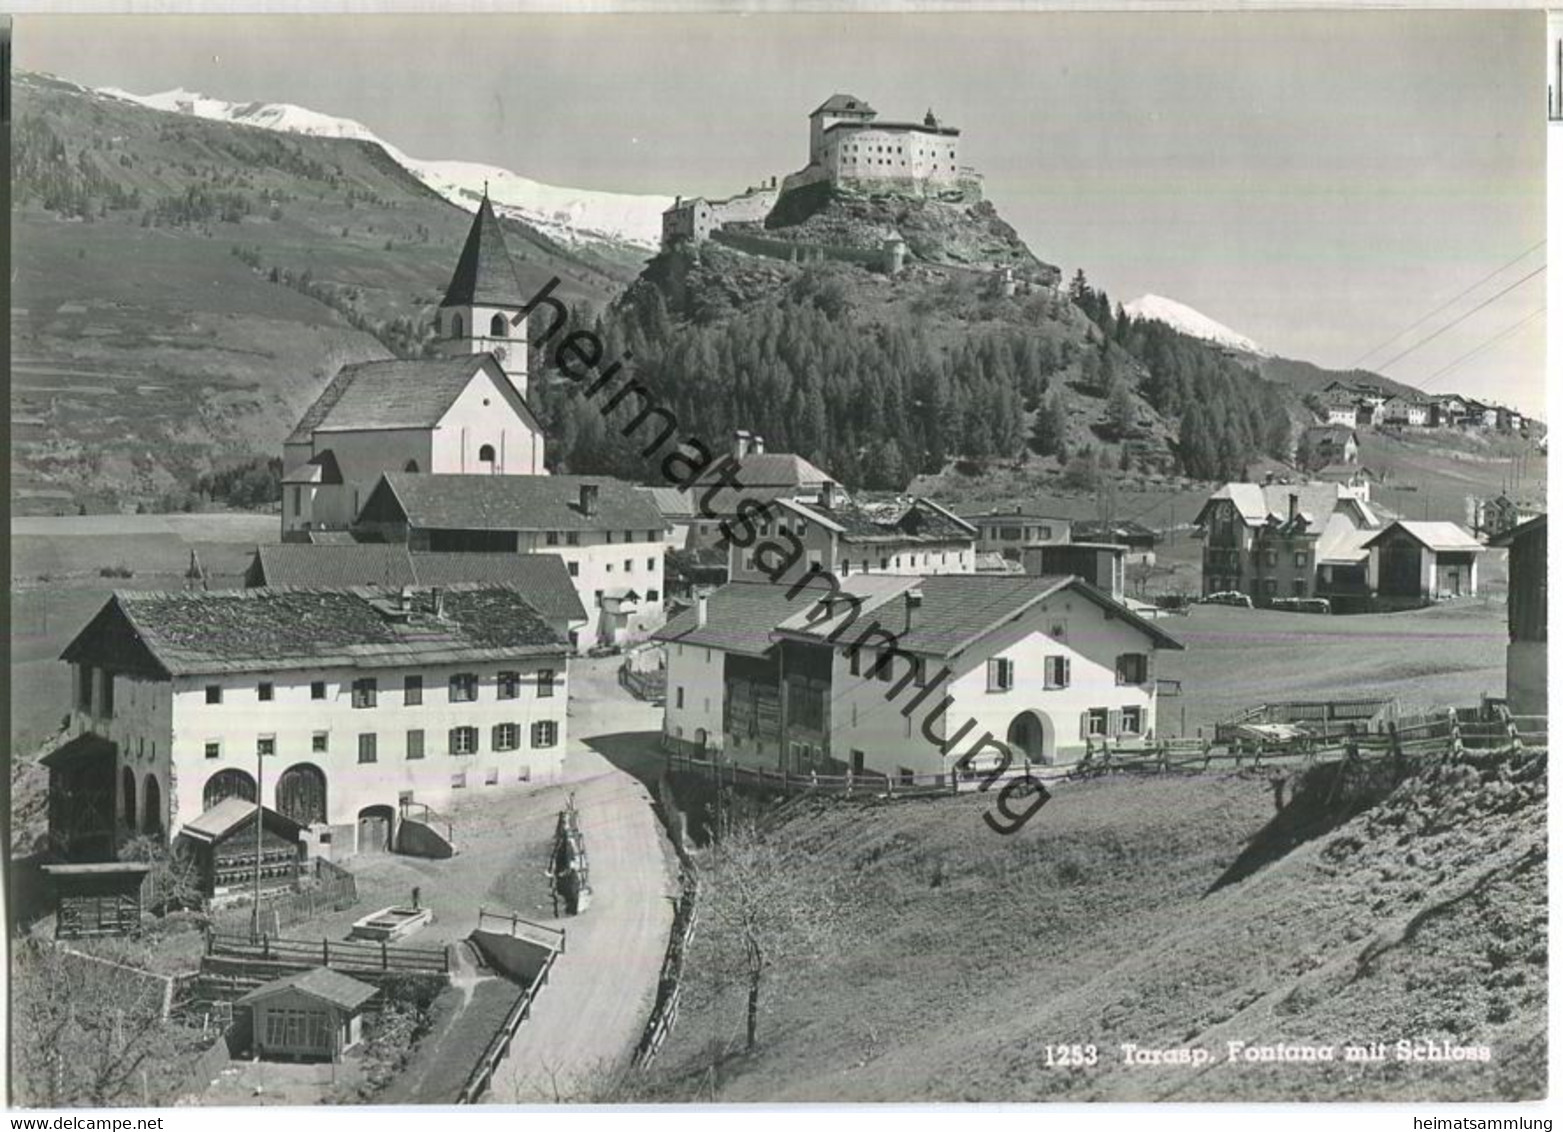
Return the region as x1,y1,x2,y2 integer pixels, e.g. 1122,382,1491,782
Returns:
823,126,962,185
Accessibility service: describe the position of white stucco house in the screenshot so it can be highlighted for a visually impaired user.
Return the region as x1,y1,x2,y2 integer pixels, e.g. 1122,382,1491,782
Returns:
54,584,570,860
654,572,1183,781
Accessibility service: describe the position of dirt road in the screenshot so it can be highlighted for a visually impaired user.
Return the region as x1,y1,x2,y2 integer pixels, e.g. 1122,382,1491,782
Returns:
484,656,677,1103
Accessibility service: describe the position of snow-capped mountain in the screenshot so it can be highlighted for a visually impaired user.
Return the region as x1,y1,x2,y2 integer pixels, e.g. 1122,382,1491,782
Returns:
98,85,673,250
1123,294,1272,357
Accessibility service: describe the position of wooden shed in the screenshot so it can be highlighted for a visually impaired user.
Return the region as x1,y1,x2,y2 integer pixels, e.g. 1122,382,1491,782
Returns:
177,797,303,900
39,733,118,860
236,967,378,1061
41,861,152,939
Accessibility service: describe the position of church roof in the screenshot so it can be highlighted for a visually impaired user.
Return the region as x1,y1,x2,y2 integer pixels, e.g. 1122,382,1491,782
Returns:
285,355,535,444
442,193,528,309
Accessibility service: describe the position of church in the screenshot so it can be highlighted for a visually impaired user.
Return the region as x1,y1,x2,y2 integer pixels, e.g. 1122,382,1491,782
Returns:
281,192,548,541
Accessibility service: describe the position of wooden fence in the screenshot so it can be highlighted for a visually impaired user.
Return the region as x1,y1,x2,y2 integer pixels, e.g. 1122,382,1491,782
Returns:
208,857,358,937
456,948,559,1104
476,907,567,954
667,749,1075,799
205,930,450,976
634,881,699,1068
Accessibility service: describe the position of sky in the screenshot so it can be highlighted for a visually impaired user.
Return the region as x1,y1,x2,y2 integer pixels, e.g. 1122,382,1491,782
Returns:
15,11,1549,417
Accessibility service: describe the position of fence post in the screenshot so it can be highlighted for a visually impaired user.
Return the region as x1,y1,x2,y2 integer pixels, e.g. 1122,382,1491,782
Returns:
382,940,389,970
323,939,329,966
1448,708,1463,761
1388,721,1403,777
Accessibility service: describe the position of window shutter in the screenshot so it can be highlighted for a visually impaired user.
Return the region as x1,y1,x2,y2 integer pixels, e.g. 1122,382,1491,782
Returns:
1079,711,1090,740
1109,708,1122,736
491,724,502,749
1062,657,1071,686
448,728,459,755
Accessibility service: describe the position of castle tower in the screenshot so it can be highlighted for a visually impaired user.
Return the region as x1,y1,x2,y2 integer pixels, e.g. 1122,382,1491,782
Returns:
436,189,530,399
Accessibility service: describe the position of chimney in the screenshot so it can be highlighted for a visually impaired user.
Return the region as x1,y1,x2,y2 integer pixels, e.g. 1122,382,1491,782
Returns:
819,480,837,510
431,586,445,618
696,591,708,629
903,588,923,633
1288,493,1299,522
399,585,413,612
579,483,599,518
733,430,751,459
751,435,765,456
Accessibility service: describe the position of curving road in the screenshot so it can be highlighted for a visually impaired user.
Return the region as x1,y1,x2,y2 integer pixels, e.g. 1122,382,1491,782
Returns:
484,656,677,1103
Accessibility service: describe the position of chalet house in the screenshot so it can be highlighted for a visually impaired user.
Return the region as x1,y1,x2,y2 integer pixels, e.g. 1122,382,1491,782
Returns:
1363,521,1486,602
1319,381,1385,428
1298,425,1359,470
281,193,547,541
1488,515,1546,715
1382,394,1430,427
244,545,587,645
53,584,570,861
726,492,978,588
654,573,1183,779
1070,520,1160,564
1323,404,1360,428
1429,395,1472,428
1313,464,1373,503
1469,494,1541,539
354,473,669,650
961,507,1072,562
664,431,841,551
1194,482,1380,604
1465,401,1500,430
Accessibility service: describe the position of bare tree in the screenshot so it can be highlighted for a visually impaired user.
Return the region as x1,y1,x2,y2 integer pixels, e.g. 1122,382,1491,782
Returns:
699,814,857,1052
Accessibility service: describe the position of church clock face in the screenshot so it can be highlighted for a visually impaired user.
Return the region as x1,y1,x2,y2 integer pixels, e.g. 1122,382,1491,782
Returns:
493,346,508,362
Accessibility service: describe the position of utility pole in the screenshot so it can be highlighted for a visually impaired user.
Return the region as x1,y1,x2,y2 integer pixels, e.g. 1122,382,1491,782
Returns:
251,744,264,942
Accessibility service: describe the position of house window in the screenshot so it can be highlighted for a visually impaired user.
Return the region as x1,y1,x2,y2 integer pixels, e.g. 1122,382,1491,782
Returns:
538,669,556,698
77,666,93,712
257,736,276,757
404,675,423,705
1086,708,1109,737
451,772,467,789
1293,579,1308,597
623,530,633,543
352,678,377,708
595,590,604,608
988,657,1015,692
407,730,425,759
566,532,580,546
646,558,655,571
101,673,115,718
1121,706,1144,735
568,562,579,577
358,734,378,764
204,741,221,760
312,732,329,753
1044,656,1071,689
449,673,478,702
850,649,862,677
532,721,559,748
647,589,660,602
497,671,520,700
493,723,520,751
449,726,478,756
624,559,633,572
1265,579,1279,595
478,443,496,466
258,682,274,702
607,531,615,544
606,564,614,574
676,686,685,709
311,681,326,700
647,530,658,542
547,531,560,546
1294,552,1308,568
1265,551,1278,567
1115,654,1148,685
206,684,223,705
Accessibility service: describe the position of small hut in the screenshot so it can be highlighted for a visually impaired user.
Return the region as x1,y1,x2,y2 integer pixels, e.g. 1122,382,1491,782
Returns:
237,967,378,1061
41,861,153,939
177,798,303,901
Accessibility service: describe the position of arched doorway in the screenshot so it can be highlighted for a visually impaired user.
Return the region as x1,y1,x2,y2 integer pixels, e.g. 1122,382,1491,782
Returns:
276,763,327,827
478,443,497,472
142,774,163,837
1006,710,1054,766
204,768,257,810
122,767,137,829
357,805,396,855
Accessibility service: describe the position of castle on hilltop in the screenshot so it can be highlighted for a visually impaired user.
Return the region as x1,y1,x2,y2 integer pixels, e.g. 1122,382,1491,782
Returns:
785,93,978,197
660,93,983,252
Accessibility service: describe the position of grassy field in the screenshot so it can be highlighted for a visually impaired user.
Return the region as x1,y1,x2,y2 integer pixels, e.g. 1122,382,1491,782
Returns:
638,743,1544,1102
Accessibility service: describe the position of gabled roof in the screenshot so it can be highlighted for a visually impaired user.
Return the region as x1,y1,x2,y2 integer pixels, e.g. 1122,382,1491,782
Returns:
247,546,586,624
237,966,378,1012
640,486,700,520
179,798,304,844
1314,521,1377,566
693,452,835,491
812,94,876,117
285,355,536,445
442,193,527,309
655,574,1183,660
1197,482,1377,531
366,473,667,533
1363,520,1486,553
773,496,975,546
39,732,116,770
282,449,343,486
62,584,569,678
1488,513,1546,549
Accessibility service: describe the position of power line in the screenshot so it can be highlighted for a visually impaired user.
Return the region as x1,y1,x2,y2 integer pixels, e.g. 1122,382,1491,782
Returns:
1350,240,1545,369
1372,263,1546,374
1414,306,1545,392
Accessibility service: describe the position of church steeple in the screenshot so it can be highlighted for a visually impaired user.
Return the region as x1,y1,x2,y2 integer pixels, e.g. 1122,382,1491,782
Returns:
435,189,531,398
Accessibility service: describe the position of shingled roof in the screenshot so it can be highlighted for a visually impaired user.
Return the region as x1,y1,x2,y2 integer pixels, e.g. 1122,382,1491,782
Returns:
441,193,528,308
237,967,379,1012
366,473,667,534
61,584,569,678
284,355,534,445
246,546,587,624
